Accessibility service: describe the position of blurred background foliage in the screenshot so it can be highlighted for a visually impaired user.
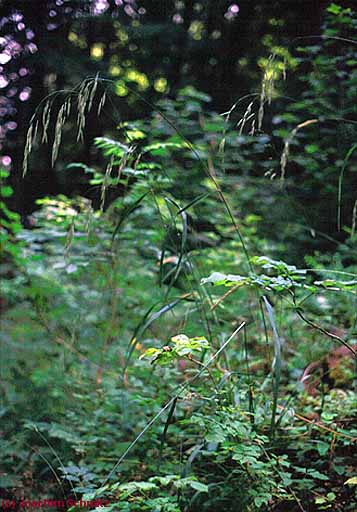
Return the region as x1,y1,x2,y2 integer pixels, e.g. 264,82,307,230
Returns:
1,0,356,258
0,1,356,511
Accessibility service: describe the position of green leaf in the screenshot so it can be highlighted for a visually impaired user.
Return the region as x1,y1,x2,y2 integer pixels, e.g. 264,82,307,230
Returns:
143,141,188,156
171,334,209,355
314,279,357,292
344,476,357,486
1,186,13,197
178,86,211,102
189,481,209,493
308,470,329,481
201,272,248,287
327,3,342,15
94,137,130,158
305,144,319,154
119,481,158,494
66,163,95,174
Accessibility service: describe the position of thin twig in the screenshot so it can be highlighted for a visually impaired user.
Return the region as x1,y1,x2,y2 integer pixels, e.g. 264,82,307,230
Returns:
277,405,356,441
296,310,356,356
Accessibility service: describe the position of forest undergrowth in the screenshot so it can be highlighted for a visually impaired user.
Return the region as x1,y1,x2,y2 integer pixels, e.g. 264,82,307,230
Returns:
1,5,357,511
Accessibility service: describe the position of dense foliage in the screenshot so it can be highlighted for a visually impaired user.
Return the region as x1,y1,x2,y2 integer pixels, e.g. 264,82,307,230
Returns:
1,2,357,512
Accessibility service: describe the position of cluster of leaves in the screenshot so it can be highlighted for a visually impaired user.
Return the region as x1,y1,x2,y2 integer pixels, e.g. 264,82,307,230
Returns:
202,256,357,294
0,168,23,265
140,335,209,366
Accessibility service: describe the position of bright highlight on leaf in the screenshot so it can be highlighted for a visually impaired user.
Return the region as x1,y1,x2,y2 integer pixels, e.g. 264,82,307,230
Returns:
140,334,209,366
154,77,168,93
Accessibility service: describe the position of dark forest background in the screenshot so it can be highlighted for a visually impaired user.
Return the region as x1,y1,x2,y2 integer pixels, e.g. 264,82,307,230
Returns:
0,1,343,207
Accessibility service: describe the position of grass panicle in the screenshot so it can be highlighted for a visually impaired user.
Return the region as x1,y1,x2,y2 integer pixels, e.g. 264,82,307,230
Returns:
22,123,34,177
41,101,51,144
100,155,114,212
280,119,318,184
52,103,67,167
